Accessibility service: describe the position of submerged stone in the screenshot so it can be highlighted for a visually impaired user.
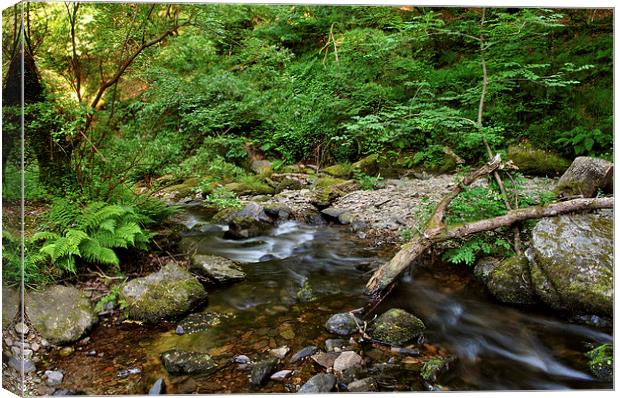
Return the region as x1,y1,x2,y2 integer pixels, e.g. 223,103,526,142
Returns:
369,308,425,346
347,377,377,392
250,359,278,386
160,349,217,375
298,373,336,393
148,378,165,395
324,313,361,336
189,254,246,284
290,346,318,363
333,351,363,373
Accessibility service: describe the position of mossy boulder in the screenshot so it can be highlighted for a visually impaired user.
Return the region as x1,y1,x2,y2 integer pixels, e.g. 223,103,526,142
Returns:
189,254,246,284
322,164,352,178
352,154,379,175
310,182,346,209
507,144,570,176
420,356,455,383
162,177,201,199
529,212,613,316
369,308,426,346
263,203,292,221
478,255,538,305
555,156,613,198
296,280,318,304
120,263,207,322
25,285,98,344
275,178,303,193
224,181,274,196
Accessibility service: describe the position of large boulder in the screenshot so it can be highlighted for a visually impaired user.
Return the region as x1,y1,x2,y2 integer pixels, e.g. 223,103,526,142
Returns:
212,203,273,239
555,156,613,198
2,286,20,329
352,154,379,175
474,256,538,305
369,308,425,346
189,254,246,284
250,160,273,177
298,373,336,393
120,263,207,322
529,212,613,316
25,285,97,344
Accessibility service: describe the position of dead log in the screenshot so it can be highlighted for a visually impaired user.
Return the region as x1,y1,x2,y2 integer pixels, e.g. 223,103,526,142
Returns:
365,157,614,298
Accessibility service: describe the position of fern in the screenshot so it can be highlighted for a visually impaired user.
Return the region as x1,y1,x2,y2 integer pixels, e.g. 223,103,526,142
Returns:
36,202,152,274
443,236,512,266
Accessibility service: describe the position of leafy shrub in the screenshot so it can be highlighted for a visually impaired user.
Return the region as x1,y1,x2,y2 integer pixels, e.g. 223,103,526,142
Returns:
2,230,51,289
443,236,512,266
446,184,508,225
204,187,243,210
353,169,383,190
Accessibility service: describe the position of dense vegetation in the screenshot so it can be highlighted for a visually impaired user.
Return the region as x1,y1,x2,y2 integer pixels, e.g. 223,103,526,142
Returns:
1,4,613,287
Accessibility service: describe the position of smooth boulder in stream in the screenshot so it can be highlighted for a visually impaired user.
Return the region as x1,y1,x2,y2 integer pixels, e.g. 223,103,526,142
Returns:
212,203,273,239
189,254,246,284
528,212,613,316
324,312,361,336
298,373,336,393
120,263,207,322
25,285,98,344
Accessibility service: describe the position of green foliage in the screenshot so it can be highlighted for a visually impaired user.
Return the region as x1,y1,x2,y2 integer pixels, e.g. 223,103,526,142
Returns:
446,184,507,225
33,200,152,275
2,230,51,289
94,286,128,316
555,127,613,157
586,343,613,370
203,187,243,210
443,236,512,266
399,228,414,243
353,169,383,190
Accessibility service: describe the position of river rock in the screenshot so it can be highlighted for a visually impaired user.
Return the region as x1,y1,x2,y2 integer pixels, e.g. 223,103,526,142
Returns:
45,370,64,386
529,213,613,316
420,356,455,382
290,346,318,363
160,349,217,375
298,373,336,393
9,357,35,373
250,359,277,386
120,263,207,322
477,255,538,305
148,378,165,395
15,322,29,335
333,351,363,373
25,285,97,345
325,339,347,352
189,254,246,284
311,351,340,369
269,346,290,359
324,312,360,336
213,203,273,239
347,377,377,392
263,203,293,220
270,369,292,381
555,156,613,198
369,308,426,346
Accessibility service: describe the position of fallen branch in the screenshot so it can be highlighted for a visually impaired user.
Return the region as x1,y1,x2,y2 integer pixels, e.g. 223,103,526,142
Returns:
365,157,614,298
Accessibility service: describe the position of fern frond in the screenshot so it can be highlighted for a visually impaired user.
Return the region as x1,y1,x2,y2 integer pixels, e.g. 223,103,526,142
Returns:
32,231,61,242
79,239,119,266
99,219,117,233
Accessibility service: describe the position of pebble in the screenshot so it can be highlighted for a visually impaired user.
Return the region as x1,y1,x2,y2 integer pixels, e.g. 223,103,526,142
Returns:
233,355,251,364
15,322,29,335
148,378,165,395
269,346,290,359
86,350,97,356
40,339,49,347
117,368,141,378
333,351,363,373
59,347,75,357
44,370,64,386
290,346,318,363
270,370,293,381
8,357,36,373
325,339,347,352
31,342,40,352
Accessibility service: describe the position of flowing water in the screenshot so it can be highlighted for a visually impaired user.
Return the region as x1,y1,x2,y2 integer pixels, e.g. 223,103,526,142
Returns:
50,207,613,394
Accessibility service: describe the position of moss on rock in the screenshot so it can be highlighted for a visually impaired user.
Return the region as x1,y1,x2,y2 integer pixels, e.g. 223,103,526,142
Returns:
120,263,207,322
369,308,425,346
486,255,538,305
322,164,352,178
507,144,570,176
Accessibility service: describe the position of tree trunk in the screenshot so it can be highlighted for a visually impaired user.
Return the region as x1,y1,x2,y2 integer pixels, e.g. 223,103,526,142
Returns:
365,157,614,298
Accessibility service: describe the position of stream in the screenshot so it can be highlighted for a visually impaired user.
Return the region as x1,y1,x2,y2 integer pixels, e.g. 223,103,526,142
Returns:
48,206,613,394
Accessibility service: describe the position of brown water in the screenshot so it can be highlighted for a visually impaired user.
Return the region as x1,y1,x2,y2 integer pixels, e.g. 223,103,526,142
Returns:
48,207,613,394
